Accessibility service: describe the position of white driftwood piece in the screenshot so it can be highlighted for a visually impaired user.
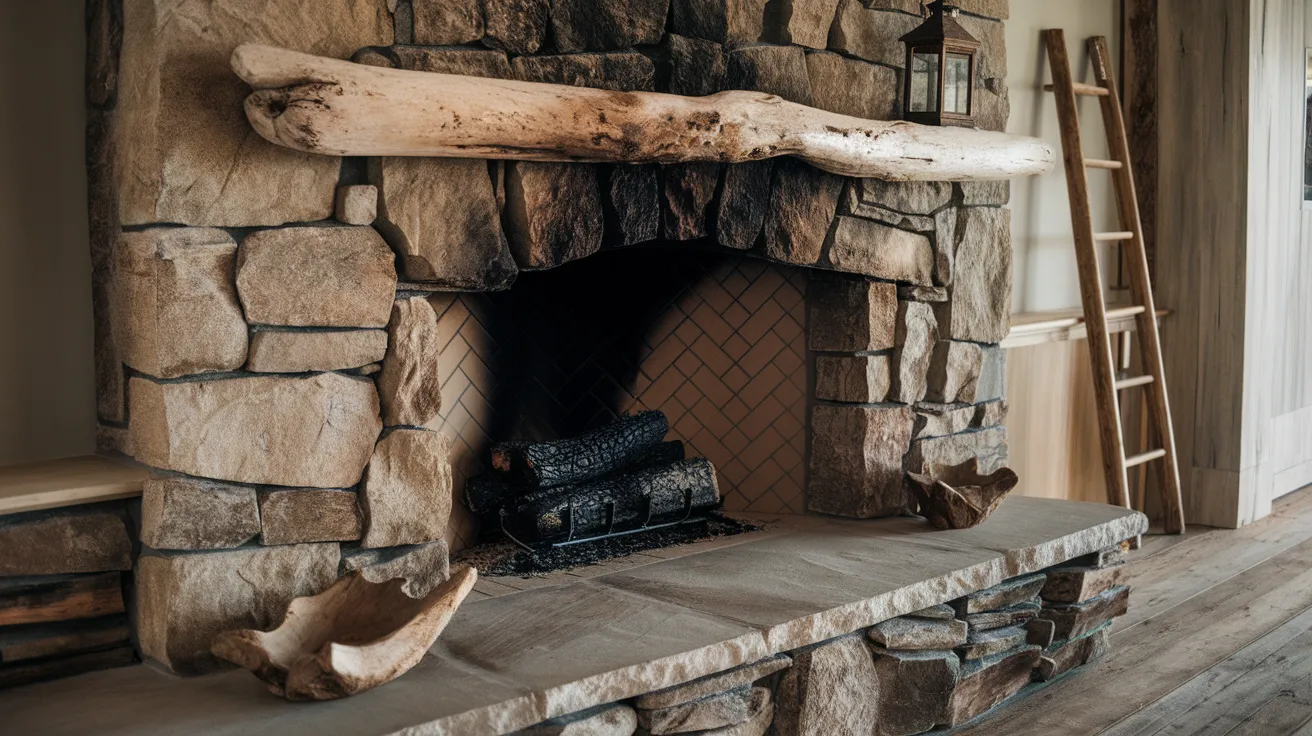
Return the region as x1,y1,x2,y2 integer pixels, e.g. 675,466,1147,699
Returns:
211,566,478,701
232,44,1055,182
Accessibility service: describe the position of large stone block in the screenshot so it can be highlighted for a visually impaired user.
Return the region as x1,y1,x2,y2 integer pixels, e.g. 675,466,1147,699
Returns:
412,0,483,45
926,341,984,404
912,403,977,440
827,216,934,285
945,646,1041,727
1040,586,1131,640
808,277,897,352
513,52,656,91
933,208,1012,343
815,354,891,403
340,540,450,598
1036,626,1109,682
828,0,919,66
665,34,728,96
550,0,669,52
871,649,959,736
906,427,1008,477
868,616,967,650
808,404,915,518
371,157,516,290
671,0,769,45
977,345,1007,403
115,0,391,226
361,429,453,548
136,543,339,675
766,0,843,49
246,329,388,374
774,635,879,735
891,301,938,404
335,185,378,226
960,180,1011,206
128,374,382,488
663,163,723,241
716,160,774,250
859,180,954,216
482,0,550,55
604,165,662,246
378,298,444,428
1041,566,1126,604
505,163,604,269
957,575,1046,615
0,508,132,576
763,159,844,266
236,226,397,328
805,51,899,120
958,624,1028,661
726,44,813,104
140,477,260,551
111,228,247,379
390,46,514,77
259,489,363,546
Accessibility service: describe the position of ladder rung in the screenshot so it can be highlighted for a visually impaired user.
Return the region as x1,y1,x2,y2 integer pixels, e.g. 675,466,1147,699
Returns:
1115,375,1155,391
1044,82,1111,96
1085,158,1124,170
1105,305,1147,320
1094,231,1135,242
1125,449,1167,468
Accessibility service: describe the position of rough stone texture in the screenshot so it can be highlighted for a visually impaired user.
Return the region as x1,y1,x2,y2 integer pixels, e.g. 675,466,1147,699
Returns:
112,228,247,379
505,163,604,269
866,0,1009,19
964,600,1041,632
815,355,891,403
932,206,958,287
334,185,378,225
361,429,453,548
933,208,1012,344
340,540,451,598
726,45,813,104
605,165,662,246
843,187,936,232
828,0,919,67
945,646,1042,727
671,0,769,46
378,297,444,427
1041,586,1131,640
958,624,1028,661
808,404,915,518
960,180,1011,206
860,180,954,216
1037,626,1110,682
1026,618,1056,648
371,157,517,290
482,0,550,55
390,46,514,77
246,329,388,374
827,217,934,285
805,51,898,120
974,400,1008,429
639,685,758,734
236,227,397,328
89,107,124,424
666,34,728,96
976,345,1007,403
136,543,339,675
954,574,1047,615
958,15,1010,132
128,374,382,488
926,341,985,404
517,704,640,735
868,616,967,650
774,636,879,735
139,477,259,551
768,0,843,48
412,0,483,44
717,161,774,250
663,163,723,241
550,0,669,51
906,427,1009,477
764,159,844,266
808,277,897,352
870,649,959,736
1041,566,1127,604
1067,546,1128,570
636,655,792,710
115,0,392,227
907,604,957,620
513,52,657,91
259,489,362,546
892,301,938,404
912,403,978,440
899,285,950,302
706,689,772,736
0,508,132,576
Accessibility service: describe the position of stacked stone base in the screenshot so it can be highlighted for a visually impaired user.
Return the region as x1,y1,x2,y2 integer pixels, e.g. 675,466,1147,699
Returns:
512,545,1130,736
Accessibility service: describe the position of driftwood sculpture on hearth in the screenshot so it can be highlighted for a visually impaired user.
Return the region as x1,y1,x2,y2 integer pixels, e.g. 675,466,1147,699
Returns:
230,44,1055,182
906,459,1020,530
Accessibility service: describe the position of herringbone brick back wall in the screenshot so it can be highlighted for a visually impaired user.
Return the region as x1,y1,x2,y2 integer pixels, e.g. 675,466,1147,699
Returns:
427,254,810,551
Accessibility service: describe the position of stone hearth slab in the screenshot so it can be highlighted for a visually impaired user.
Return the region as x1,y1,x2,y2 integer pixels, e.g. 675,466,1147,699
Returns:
0,497,1144,736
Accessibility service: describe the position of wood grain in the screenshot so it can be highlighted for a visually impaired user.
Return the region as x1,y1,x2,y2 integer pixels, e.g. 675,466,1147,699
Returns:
0,455,148,515
0,574,125,628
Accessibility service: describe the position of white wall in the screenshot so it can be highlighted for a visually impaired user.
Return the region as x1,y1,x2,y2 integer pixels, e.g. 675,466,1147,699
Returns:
1006,0,1122,314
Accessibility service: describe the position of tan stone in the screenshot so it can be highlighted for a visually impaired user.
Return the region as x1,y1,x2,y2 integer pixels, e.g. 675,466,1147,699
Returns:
906,427,1009,477
340,540,451,598
115,0,391,226
259,489,362,546
335,185,378,225
763,159,842,266
726,45,813,104
0,508,132,576
871,649,959,736
112,228,247,379
378,298,444,427
842,187,937,232
945,646,1041,727
412,0,483,45
140,477,260,551
516,704,639,735
960,180,1011,206
828,0,919,66
128,374,382,488
670,0,769,46
236,227,397,328
828,217,934,285
808,277,897,352
859,179,955,216
774,635,879,735
926,341,984,404
867,616,967,650
808,404,915,518
934,208,1012,343
908,603,958,620
899,285,949,302
913,403,977,440
246,329,388,374
974,400,1008,429
768,0,842,48
815,355,891,403
636,655,792,710
136,544,339,675
361,429,453,548
482,0,551,55
639,686,761,734
506,163,604,269
977,345,1007,402
804,51,898,120
892,301,938,404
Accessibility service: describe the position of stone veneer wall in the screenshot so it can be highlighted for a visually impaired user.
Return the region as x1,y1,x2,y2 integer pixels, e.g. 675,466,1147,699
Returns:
84,0,1015,675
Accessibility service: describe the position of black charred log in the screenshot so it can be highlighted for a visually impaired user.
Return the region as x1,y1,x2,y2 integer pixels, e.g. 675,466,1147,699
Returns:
501,458,720,545
490,410,670,488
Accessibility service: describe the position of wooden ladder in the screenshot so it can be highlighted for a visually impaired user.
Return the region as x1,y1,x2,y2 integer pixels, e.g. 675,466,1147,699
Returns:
1043,30,1185,534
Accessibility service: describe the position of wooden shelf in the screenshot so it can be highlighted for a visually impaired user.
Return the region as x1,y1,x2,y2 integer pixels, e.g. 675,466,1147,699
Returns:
0,455,149,516
1003,307,1171,350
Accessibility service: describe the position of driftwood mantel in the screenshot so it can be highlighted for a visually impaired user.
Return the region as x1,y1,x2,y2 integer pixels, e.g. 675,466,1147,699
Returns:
232,44,1055,182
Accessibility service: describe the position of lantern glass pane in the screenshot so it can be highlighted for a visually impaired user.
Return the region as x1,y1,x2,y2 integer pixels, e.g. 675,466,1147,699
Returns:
944,52,971,114
910,50,940,113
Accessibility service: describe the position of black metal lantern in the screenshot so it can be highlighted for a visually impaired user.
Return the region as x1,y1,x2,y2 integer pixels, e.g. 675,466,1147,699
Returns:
900,1,980,127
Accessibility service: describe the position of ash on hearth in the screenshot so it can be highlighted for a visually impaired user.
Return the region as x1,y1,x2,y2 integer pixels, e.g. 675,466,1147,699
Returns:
463,411,723,548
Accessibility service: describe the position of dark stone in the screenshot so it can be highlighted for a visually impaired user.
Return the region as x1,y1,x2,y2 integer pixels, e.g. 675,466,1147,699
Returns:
907,603,958,620
604,165,661,246
815,354,890,404
726,44,813,104
87,108,124,425
1041,566,1127,604
958,624,1028,661
716,160,774,250
1037,626,1111,682
1040,586,1131,640
550,0,669,52
871,649,959,736
505,163,604,269
945,646,1042,727
391,46,514,78
481,0,550,55
412,0,484,45
954,573,1047,615
762,159,843,266
965,599,1042,633
638,685,759,733
764,0,844,49
0,508,132,576
868,616,967,650
671,0,769,45
1065,546,1128,569
662,163,723,241
1026,618,1056,648
774,636,879,734
86,0,123,109
805,50,898,119
513,52,656,91
664,34,728,96
807,276,897,352
808,404,915,519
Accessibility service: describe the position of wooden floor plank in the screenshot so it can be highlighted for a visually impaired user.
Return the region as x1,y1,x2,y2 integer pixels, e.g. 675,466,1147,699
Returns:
1225,696,1312,736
